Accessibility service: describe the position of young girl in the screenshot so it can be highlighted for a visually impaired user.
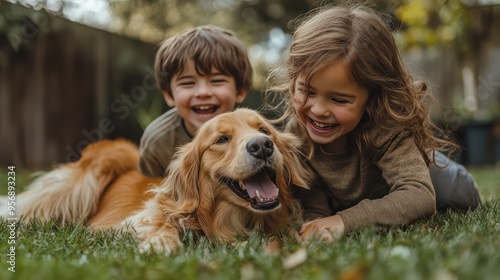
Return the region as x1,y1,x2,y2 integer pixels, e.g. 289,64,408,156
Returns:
267,5,481,241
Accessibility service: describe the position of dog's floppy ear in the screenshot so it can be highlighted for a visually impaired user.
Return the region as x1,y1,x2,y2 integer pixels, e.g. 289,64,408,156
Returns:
163,139,203,213
275,131,312,189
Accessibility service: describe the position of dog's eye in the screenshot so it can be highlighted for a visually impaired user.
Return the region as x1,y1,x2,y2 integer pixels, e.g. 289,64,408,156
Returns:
259,127,271,135
215,135,230,144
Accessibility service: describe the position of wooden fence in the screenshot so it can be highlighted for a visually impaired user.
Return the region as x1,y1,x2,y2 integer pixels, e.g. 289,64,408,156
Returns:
0,3,160,168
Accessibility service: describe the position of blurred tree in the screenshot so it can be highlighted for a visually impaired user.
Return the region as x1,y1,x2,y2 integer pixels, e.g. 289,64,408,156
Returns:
3,0,489,63
104,1,342,91
3,0,494,120
394,0,479,54
107,0,316,42
3,0,486,84
105,0,484,73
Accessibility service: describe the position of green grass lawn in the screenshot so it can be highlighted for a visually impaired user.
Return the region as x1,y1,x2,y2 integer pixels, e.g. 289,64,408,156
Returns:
1,167,499,280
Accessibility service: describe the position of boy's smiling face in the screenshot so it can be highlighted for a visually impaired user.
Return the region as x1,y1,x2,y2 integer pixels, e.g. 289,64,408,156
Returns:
165,59,247,136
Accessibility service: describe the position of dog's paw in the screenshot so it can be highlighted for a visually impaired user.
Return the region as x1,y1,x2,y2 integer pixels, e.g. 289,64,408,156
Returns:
138,240,172,255
138,236,182,255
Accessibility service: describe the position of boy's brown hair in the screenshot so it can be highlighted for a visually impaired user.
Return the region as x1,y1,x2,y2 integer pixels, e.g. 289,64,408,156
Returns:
155,25,253,97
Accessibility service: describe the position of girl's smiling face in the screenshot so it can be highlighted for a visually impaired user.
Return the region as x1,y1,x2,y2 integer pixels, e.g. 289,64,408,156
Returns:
293,60,369,153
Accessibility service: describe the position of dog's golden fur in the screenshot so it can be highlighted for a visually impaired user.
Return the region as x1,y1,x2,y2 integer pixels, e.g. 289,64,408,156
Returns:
11,109,309,254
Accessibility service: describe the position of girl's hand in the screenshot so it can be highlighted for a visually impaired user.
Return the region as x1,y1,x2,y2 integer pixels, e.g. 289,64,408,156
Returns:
300,215,345,242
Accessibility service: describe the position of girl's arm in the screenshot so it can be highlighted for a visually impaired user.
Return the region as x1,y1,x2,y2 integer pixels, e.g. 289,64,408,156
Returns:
300,130,436,240
337,130,436,231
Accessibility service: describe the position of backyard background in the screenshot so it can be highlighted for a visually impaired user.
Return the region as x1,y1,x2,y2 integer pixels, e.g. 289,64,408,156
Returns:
0,1,499,279
1,0,499,168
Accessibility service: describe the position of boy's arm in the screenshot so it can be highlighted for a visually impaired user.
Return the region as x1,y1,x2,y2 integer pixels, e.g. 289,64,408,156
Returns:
138,110,182,178
139,147,167,178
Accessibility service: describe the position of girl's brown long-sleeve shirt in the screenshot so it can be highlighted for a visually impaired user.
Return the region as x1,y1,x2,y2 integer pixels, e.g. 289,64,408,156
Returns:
291,124,436,231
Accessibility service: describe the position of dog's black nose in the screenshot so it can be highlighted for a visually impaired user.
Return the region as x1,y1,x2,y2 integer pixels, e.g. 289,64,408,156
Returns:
246,136,274,159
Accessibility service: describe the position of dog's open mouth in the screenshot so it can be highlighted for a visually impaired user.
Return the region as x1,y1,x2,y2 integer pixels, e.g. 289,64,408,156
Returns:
223,169,280,211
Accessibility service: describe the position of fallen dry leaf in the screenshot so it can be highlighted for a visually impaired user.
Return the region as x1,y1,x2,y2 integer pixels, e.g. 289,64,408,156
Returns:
283,248,307,269
263,240,282,256
339,265,366,280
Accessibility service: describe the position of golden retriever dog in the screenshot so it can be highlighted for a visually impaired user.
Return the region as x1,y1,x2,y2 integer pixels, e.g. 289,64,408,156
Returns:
7,108,309,254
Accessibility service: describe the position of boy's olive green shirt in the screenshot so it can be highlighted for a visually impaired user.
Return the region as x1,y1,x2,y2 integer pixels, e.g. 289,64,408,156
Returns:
139,108,191,178
289,120,436,231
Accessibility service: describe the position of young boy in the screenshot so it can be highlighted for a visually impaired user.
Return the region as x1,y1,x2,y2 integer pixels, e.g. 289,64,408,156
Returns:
139,25,253,177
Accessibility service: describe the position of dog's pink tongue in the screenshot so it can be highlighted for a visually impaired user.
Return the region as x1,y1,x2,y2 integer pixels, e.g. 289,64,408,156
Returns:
243,171,278,199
